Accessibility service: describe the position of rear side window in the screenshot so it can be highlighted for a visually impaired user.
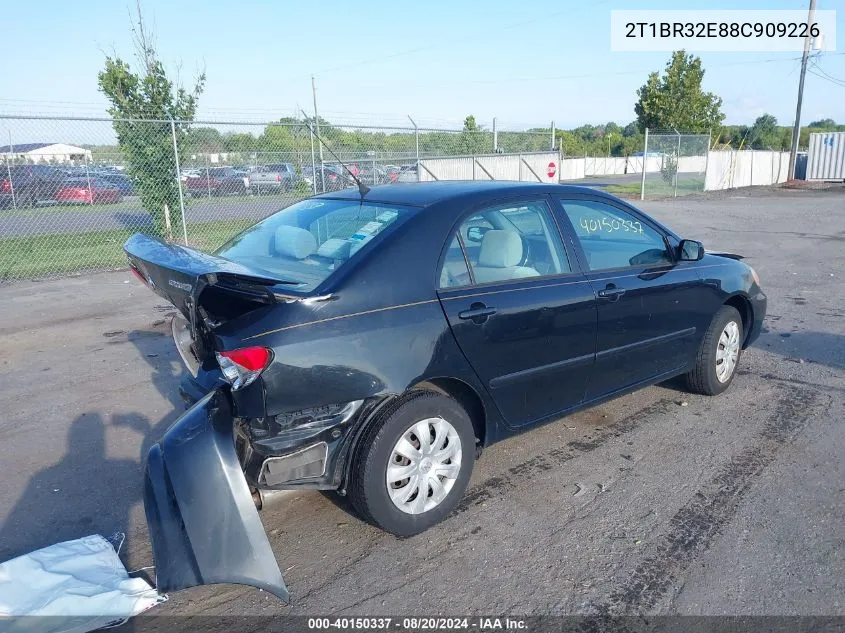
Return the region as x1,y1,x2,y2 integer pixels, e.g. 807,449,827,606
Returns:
558,200,673,270
439,236,471,288
439,200,569,288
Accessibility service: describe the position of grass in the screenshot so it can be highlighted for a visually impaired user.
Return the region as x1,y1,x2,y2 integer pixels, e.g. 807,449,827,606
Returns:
0,218,255,281
605,176,705,198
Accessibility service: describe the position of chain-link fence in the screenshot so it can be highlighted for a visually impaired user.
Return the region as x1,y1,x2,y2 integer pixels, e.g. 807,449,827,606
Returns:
641,131,711,199
0,115,567,282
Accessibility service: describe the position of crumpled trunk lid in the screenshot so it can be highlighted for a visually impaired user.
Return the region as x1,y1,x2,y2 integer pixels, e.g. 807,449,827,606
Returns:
124,233,295,361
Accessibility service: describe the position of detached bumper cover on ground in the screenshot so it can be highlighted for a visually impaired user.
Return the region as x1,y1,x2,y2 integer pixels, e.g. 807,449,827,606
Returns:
143,388,289,602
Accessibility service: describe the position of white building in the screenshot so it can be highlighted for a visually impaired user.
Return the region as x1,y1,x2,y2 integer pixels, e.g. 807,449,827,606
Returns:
0,142,92,164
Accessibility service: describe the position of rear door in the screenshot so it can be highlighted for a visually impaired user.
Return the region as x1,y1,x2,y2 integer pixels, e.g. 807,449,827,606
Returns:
552,195,710,399
437,196,597,427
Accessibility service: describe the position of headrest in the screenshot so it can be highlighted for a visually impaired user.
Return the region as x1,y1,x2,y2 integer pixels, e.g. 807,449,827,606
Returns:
477,230,522,268
274,225,316,259
316,238,350,259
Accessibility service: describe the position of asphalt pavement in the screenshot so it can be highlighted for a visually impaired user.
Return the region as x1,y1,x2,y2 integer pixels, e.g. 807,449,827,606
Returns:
0,185,842,617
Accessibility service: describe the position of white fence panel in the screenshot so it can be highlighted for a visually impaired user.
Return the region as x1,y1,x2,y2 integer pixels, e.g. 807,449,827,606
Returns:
677,156,707,172
704,150,791,191
418,151,558,182
559,158,585,180
521,153,561,183
584,157,630,176
476,154,520,180
750,152,772,186
777,152,790,182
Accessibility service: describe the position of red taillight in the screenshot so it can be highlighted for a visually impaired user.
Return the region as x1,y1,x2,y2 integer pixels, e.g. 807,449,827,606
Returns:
1,179,10,192
219,347,270,371
276,174,281,182
216,346,272,390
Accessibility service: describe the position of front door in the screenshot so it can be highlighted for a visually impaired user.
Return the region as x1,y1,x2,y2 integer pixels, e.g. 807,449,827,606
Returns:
437,198,597,427
553,196,710,400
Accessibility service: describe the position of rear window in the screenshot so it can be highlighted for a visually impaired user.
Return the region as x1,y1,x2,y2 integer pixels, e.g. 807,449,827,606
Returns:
215,198,416,292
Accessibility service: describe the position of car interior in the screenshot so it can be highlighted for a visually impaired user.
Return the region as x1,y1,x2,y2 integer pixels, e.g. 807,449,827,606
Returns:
439,204,568,288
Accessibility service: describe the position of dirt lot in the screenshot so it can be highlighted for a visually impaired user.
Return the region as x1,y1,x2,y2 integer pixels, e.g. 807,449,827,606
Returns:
0,185,843,617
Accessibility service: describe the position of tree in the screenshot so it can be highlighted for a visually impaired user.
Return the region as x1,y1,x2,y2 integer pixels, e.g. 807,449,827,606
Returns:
458,115,488,154
634,51,724,133
98,3,205,238
807,118,837,130
183,127,224,154
748,114,782,150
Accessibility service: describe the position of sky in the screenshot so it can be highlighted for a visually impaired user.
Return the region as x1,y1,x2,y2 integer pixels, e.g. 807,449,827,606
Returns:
0,0,843,133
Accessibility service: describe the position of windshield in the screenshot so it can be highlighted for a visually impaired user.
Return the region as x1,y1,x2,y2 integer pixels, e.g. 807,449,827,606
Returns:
215,198,417,292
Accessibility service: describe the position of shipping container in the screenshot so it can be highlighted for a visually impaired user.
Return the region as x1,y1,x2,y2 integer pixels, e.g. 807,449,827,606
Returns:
806,132,845,181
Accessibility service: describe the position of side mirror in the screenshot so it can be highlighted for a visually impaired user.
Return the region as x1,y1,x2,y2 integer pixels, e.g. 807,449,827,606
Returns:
466,226,489,243
678,239,705,261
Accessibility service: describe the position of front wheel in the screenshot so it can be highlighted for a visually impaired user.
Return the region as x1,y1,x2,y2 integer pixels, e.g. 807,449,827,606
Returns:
348,391,475,536
686,305,743,396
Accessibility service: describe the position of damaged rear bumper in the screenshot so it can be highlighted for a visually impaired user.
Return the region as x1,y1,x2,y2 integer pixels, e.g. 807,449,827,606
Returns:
143,388,289,602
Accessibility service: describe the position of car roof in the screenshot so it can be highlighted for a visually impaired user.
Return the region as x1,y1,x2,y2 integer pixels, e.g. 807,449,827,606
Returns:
315,180,621,207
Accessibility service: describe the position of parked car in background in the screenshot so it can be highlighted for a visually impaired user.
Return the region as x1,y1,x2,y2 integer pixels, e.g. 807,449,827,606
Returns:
97,172,135,196
55,178,123,205
0,165,64,208
124,181,766,601
302,164,354,191
248,163,299,193
395,164,419,183
185,167,250,197
180,169,202,182
347,162,389,186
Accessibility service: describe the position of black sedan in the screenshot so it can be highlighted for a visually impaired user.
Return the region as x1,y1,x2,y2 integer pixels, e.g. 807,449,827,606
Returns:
124,181,766,601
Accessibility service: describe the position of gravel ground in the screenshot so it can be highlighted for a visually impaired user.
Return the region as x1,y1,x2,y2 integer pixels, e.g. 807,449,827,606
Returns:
0,185,842,618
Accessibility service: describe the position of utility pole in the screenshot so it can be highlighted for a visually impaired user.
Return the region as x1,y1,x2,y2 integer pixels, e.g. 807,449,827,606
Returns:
312,75,325,192
788,0,817,180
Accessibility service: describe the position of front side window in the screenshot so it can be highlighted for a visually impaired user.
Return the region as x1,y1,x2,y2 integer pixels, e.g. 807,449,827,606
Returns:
558,200,672,271
439,200,569,287
216,199,416,292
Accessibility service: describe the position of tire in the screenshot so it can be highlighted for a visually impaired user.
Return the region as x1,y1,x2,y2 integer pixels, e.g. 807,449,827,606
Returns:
685,305,744,396
348,390,475,537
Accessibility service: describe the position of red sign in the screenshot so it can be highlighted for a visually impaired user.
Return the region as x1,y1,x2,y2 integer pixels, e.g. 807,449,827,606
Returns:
547,162,557,178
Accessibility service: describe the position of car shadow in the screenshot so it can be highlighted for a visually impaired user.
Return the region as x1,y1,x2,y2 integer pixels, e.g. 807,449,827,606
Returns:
755,328,845,371
0,323,184,598
658,328,845,395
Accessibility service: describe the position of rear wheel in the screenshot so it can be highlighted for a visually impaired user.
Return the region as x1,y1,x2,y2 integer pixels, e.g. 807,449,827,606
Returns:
348,391,475,536
686,305,743,396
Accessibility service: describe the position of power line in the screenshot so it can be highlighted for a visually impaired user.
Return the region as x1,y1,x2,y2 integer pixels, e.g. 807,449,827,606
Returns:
352,52,843,91
807,68,845,87
304,1,612,79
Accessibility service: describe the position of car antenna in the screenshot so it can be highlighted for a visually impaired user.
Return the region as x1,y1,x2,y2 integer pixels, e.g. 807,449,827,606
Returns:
300,110,370,199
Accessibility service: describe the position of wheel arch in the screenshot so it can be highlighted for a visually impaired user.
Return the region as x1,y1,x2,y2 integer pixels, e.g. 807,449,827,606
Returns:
724,293,754,348
337,378,488,493
411,377,487,447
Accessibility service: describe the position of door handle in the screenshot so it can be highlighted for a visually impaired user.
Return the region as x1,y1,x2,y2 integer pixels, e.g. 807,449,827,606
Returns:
597,285,626,301
458,302,497,323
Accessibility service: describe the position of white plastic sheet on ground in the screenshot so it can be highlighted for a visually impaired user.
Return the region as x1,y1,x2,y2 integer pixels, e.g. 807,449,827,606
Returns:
0,534,165,633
